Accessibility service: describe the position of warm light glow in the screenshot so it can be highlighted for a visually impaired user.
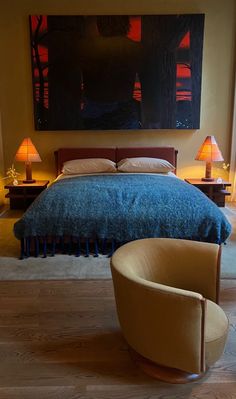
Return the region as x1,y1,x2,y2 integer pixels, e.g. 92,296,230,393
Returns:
195,136,224,162
195,136,224,181
15,138,41,163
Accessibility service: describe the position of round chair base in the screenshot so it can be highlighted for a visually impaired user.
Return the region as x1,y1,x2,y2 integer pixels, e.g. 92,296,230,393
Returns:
130,348,207,384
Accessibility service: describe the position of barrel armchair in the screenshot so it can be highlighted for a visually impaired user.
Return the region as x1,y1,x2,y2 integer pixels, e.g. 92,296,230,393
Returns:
110,238,229,383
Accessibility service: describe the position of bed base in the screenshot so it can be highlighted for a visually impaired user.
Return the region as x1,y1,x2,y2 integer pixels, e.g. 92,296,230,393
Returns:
19,236,122,259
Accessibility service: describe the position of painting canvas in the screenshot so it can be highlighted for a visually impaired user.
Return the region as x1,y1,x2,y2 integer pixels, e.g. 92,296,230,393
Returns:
29,14,205,130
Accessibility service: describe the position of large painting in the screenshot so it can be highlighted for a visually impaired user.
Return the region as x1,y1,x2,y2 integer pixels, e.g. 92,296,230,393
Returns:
29,14,205,130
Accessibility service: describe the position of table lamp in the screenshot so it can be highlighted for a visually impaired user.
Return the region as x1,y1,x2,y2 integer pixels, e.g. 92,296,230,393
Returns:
195,135,224,181
15,137,41,183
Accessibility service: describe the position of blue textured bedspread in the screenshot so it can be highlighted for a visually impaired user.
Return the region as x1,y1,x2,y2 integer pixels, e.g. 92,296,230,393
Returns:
14,174,231,248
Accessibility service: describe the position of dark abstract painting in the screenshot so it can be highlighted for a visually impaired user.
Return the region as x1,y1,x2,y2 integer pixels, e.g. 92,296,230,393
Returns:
29,14,205,130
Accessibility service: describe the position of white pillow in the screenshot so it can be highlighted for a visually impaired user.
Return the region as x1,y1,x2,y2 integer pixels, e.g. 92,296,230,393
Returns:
117,157,175,173
62,158,117,174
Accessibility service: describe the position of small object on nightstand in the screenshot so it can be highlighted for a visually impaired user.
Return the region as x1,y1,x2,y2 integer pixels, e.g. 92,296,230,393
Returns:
185,178,231,207
4,180,49,210
6,164,20,186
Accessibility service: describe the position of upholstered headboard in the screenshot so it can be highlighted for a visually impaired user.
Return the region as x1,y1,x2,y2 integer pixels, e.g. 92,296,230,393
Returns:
54,147,178,176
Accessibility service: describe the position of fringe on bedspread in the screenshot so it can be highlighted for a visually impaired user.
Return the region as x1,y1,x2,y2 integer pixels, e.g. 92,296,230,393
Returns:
19,235,227,259
19,236,122,259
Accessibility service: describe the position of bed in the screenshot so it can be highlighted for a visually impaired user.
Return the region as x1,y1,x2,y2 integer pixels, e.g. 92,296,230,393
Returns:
14,147,231,259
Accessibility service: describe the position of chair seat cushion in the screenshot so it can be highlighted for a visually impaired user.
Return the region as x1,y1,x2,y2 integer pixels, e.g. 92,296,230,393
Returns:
205,299,229,367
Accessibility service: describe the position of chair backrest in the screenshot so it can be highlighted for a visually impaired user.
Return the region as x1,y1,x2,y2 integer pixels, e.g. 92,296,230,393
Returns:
111,238,220,302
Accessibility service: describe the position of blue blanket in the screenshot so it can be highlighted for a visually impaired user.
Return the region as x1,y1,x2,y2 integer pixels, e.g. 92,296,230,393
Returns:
14,174,231,255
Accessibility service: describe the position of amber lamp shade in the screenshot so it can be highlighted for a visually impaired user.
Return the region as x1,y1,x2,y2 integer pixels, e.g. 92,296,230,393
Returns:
14,138,41,183
195,136,224,181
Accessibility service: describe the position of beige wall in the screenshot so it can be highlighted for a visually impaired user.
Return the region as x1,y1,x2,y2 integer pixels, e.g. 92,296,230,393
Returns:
0,0,235,192
0,112,5,205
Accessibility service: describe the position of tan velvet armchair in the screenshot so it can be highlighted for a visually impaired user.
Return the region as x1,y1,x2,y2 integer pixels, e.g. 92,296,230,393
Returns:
110,238,229,383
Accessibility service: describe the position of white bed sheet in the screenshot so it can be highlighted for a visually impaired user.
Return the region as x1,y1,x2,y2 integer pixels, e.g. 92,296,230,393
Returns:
54,171,178,182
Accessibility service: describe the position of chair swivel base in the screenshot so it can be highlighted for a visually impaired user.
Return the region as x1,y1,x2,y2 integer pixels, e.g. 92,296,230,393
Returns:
129,348,207,384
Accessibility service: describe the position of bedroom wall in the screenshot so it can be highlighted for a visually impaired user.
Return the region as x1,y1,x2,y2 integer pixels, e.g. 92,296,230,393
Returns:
0,113,5,207
0,0,235,188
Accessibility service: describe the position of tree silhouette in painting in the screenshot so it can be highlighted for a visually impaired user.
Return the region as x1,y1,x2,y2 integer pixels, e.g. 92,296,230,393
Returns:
30,15,84,130
30,15,49,129
141,14,204,129
77,16,144,129
46,16,84,129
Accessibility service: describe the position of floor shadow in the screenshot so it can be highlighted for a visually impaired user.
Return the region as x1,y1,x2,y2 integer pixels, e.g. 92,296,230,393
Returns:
25,328,212,395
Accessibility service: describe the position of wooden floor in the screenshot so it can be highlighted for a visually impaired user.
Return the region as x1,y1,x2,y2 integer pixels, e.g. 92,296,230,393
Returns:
0,279,235,398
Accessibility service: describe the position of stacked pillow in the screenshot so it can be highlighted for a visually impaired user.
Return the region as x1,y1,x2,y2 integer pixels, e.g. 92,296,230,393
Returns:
62,157,175,175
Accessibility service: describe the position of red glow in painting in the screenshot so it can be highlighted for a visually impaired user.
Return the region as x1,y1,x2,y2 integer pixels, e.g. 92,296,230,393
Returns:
176,30,191,102
177,64,191,79
31,15,47,31
30,16,48,109
128,17,141,42
179,31,190,48
176,91,192,101
133,80,141,102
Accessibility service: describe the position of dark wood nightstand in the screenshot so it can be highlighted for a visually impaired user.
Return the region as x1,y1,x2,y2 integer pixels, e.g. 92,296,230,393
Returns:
4,180,49,210
184,178,231,207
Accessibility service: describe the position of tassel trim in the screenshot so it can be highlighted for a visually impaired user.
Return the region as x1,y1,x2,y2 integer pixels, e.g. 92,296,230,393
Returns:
19,236,123,259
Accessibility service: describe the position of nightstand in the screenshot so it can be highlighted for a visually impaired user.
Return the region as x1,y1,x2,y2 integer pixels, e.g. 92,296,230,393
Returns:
4,180,49,210
184,178,231,207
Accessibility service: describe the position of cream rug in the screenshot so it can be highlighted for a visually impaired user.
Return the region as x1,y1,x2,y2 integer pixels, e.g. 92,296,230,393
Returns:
0,206,235,280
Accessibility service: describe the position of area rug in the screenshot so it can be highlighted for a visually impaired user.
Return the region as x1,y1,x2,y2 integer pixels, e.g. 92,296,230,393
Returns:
0,206,235,280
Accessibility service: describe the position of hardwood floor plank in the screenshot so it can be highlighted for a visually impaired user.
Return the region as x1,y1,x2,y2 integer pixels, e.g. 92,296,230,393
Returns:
0,384,236,399
0,278,234,397
0,387,84,399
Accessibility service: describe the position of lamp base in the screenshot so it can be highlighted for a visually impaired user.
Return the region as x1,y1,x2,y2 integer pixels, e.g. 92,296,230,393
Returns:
201,177,215,182
23,179,36,184
202,162,214,182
